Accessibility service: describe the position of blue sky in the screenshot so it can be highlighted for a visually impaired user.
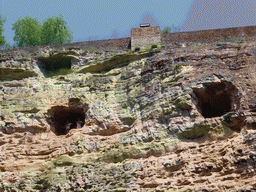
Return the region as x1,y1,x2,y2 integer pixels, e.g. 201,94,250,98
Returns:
1,0,255,47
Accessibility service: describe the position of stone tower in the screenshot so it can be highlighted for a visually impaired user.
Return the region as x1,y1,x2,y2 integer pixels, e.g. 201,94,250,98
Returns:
131,23,161,50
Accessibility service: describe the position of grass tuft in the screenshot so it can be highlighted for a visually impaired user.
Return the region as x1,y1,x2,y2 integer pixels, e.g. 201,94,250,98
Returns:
48,68,74,77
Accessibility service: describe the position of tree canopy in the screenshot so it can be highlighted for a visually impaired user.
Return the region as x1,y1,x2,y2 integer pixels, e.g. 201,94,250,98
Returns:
40,14,73,45
161,26,171,36
161,24,180,36
12,16,42,47
11,14,73,48
0,15,7,47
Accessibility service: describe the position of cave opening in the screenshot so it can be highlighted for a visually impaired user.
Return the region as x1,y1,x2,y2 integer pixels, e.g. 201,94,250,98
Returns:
37,55,72,77
135,47,140,52
47,57,72,72
192,81,238,118
47,105,86,135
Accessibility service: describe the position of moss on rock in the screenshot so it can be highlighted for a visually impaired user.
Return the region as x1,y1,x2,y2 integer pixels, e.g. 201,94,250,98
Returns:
0,68,38,81
178,123,211,139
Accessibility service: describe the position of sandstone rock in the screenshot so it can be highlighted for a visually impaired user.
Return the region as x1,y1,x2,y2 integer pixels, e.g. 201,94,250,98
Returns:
0,37,255,191
222,111,246,131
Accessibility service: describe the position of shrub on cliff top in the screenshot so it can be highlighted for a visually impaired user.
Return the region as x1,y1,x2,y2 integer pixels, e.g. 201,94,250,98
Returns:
11,14,73,48
0,15,7,48
40,14,73,45
161,24,180,37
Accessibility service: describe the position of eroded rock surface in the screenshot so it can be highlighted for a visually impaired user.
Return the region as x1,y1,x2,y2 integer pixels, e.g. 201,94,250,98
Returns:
0,40,255,191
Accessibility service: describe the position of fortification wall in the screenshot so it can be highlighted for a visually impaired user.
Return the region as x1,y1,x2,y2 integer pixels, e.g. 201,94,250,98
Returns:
2,37,131,54
55,37,131,52
162,25,256,45
131,26,161,49
1,25,255,54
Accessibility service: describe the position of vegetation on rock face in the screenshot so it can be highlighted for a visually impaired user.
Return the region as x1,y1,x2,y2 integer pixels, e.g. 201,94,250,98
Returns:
0,34,255,191
173,62,182,76
0,68,38,81
49,68,74,77
178,123,211,139
89,46,100,54
36,50,80,77
207,123,231,139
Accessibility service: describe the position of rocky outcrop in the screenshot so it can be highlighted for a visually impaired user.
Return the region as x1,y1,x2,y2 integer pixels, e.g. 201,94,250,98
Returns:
0,39,255,191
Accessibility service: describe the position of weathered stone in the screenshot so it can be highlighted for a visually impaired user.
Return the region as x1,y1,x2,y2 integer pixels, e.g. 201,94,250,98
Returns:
0,36,255,191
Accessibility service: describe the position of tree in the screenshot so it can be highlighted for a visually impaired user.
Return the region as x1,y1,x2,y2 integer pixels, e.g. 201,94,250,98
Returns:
171,24,180,32
161,26,171,36
40,14,73,45
161,24,180,36
12,16,42,47
0,15,7,49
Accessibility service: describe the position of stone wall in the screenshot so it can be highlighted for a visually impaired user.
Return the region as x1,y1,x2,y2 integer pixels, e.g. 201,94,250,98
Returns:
131,26,161,49
1,37,132,54
56,37,131,52
162,25,256,45
1,25,255,54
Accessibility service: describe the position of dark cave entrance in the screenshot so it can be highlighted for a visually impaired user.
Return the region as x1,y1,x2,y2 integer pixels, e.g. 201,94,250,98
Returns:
37,56,72,77
47,57,72,72
47,104,86,135
192,81,238,118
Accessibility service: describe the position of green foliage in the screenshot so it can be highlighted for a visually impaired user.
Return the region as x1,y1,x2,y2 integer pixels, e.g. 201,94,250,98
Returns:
52,155,73,167
4,43,17,50
193,42,206,50
47,56,71,71
89,46,100,54
230,38,243,44
173,63,182,76
48,68,74,78
11,14,73,48
35,176,51,190
75,138,85,154
5,43,11,49
142,45,152,51
161,26,171,36
110,52,117,56
0,15,7,47
171,24,180,32
161,24,180,36
178,123,211,139
207,123,231,139
216,38,244,44
40,14,73,45
12,16,42,47
89,46,96,52
18,179,26,190
0,68,37,81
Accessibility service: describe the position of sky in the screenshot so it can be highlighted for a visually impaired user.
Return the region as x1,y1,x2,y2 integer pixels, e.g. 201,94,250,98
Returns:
0,0,255,47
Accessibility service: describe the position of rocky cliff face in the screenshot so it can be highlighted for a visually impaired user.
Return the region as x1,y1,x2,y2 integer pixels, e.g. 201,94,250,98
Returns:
0,40,255,191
